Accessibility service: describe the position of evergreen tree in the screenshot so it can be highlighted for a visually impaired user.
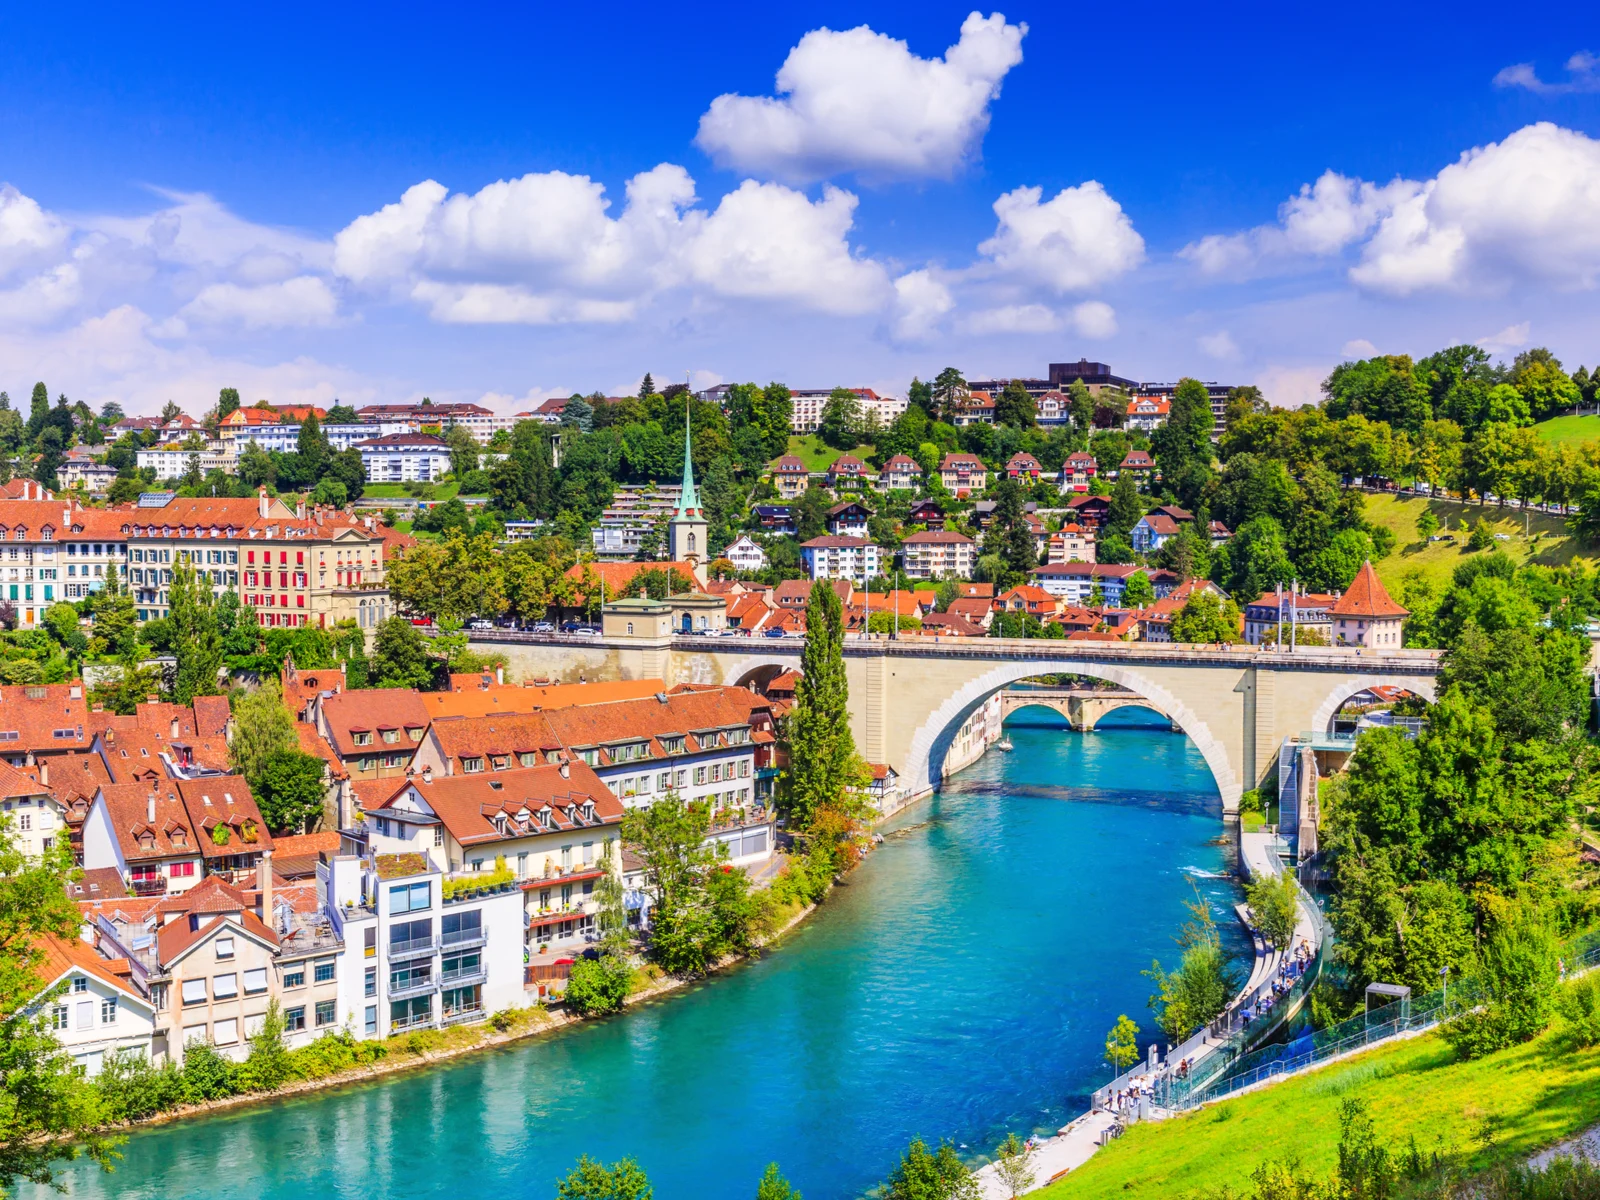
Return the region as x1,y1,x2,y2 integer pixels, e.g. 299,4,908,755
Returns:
907,377,935,417
638,372,656,400
217,387,241,420
994,380,1036,428
1105,475,1142,541
984,479,1037,587
166,563,223,704
787,580,856,828
26,381,48,439
296,412,329,479
1067,381,1095,432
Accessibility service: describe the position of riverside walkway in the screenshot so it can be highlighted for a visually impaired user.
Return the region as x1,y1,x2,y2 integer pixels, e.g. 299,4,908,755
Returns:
978,830,1327,1197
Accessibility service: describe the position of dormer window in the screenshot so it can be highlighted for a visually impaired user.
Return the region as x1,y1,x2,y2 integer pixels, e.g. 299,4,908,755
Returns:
406,727,424,741
581,801,595,822
491,756,508,771
462,757,484,774
382,729,399,744
353,730,372,746
518,752,538,768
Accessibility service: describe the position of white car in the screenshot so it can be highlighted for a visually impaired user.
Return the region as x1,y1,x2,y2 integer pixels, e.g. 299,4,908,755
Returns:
469,620,494,631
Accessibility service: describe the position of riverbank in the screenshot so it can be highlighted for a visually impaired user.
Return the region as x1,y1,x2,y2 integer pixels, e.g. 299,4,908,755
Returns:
105,895,822,1134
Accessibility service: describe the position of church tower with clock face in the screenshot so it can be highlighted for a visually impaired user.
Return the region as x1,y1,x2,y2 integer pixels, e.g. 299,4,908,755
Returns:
668,419,709,585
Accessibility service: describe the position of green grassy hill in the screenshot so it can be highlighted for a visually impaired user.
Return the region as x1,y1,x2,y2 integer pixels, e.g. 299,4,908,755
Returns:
1534,412,1600,448
1361,492,1598,593
1041,1025,1600,1200
777,435,876,472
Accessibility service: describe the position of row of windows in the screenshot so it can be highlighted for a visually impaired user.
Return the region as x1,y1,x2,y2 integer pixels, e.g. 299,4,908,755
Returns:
178,958,333,1005
184,1001,335,1047
52,995,118,1029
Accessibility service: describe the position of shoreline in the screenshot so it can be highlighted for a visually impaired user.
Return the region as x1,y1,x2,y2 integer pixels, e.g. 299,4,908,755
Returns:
106,897,822,1134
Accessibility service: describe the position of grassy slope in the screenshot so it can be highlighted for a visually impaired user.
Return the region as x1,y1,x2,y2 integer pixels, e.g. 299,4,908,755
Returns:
1534,412,1600,448
779,435,876,472
361,482,461,501
1361,492,1597,593
1041,1027,1600,1200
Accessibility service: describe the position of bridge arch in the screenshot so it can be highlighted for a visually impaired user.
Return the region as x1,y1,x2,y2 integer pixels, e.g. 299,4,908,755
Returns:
907,659,1241,806
1083,699,1172,729
1308,674,1439,736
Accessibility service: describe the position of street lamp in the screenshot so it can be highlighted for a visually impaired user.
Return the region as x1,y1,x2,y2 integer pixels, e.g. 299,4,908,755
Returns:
1440,964,1450,1010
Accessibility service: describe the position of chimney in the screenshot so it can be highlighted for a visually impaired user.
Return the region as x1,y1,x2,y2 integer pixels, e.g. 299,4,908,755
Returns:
257,848,273,920
39,760,48,786
62,507,71,527
296,500,305,519
559,762,570,779
496,667,504,686
422,765,433,784
24,751,33,767
171,717,180,739
147,791,156,823
258,487,269,518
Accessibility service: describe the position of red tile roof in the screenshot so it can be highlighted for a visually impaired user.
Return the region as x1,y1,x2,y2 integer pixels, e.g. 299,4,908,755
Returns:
903,529,975,544
33,934,149,1004
372,762,621,847
319,688,431,758
1330,560,1408,618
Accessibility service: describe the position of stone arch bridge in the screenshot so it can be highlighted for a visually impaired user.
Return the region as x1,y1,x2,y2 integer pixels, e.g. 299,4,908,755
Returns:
999,687,1178,731
467,632,1441,813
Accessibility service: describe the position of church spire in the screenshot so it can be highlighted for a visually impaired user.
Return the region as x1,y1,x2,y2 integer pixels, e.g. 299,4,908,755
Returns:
676,416,700,518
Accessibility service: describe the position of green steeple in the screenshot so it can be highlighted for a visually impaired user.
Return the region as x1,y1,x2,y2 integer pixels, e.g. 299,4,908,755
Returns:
676,417,700,517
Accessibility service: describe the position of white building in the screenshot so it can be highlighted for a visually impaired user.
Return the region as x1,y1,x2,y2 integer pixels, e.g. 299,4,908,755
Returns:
355,433,453,483
0,763,64,860
899,530,976,580
60,458,118,494
799,536,881,585
32,936,157,1075
229,421,420,454
1030,563,1141,606
322,849,524,1038
723,534,767,573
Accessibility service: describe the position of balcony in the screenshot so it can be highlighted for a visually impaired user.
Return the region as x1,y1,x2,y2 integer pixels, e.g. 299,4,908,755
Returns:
440,1003,485,1026
387,973,438,1000
389,1010,435,1034
129,877,168,897
441,926,486,951
440,963,487,988
386,935,436,961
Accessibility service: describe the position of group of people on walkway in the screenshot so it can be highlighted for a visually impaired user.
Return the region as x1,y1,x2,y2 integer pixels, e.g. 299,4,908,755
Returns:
1240,938,1314,1024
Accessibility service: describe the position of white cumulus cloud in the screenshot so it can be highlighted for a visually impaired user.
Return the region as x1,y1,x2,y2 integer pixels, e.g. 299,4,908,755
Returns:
1199,330,1240,360
695,12,1026,182
891,269,955,341
1341,338,1379,358
976,181,1144,292
1493,51,1600,95
177,275,339,330
1070,300,1117,339
0,185,70,279
1476,321,1530,352
1185,123,1600,297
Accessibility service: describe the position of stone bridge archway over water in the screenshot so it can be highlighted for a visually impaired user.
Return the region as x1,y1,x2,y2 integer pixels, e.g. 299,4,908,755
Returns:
467,634,1441,814
1000,688,1176,732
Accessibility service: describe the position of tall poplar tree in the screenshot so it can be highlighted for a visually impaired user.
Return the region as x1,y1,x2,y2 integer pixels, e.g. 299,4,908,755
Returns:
167,563,224,704
786,580,856,828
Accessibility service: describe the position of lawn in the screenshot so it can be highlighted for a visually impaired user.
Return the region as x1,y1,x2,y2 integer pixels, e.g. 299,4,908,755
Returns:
777,435,876,472
1360,492,1597,594
1040,1024,1600,1200
361,481,461,501
1534,412,1600,448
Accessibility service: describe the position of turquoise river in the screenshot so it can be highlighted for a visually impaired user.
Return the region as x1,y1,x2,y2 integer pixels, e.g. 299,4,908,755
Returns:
38,705,1242,1200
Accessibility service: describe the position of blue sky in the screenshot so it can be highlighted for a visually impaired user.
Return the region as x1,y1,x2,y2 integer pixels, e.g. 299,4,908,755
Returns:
0,3,1596,415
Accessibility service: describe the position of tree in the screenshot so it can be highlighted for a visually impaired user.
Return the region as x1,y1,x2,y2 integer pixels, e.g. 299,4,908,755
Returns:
883,1138,979,1200
1144,891,1234,1042
230,680,298,783
446,424,480,477
793,487,831,542
371,616,436,689
755,1163,801,1200
1122,571,1155,610
818,388,863,449
555,1155,653,1200
1104,475,1142,541
167,563,222,704
638,373,656,400
562,395,595,433
787,580,859,829
932,367,967,423
0,821,117,1193
1415,509,1439,542
995,380,1036,428
241,999,292,1090
217,387,241,420
1245,871,1299,949
254,750,327,834
907,377,935,417
983,478,1037,588
1442,907,1560,1059
564,954,633,1017
992,1134,1037,1200
1067,381,1095,432
1150,378,1215,504
1103,1013,1140,1071
621,795,726,974
26,381,49,439
1214,516,1294,602
1169,590,1241,644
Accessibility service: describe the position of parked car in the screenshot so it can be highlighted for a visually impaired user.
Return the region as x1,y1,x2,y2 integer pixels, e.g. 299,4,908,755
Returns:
560,621,583,633
763,626,789,638
573,627,600,638
469,620,494,631
532,621,555,634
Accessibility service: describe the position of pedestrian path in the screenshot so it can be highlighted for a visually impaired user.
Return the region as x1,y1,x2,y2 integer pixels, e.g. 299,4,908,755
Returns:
973,1111,1121,1200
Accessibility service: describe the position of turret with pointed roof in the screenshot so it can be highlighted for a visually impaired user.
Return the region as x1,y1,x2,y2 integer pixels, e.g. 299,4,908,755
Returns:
1330,560,1407,647
675,418,702,520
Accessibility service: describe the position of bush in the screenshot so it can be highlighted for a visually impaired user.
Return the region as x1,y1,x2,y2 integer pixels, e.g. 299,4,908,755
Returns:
288,1031,386,1080
1238,788,1265,815
96,1051,185,1121
564,955,633,1017
1557,975,1600,1048
1468,518,1495,551
180,1040,240,1103
1443,910,1559,1059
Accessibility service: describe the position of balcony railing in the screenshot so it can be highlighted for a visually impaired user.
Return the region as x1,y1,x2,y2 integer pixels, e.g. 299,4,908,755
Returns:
386,935,436,961
388,973,438,1000
440,964,487,988
441,1003,485,1026
440,927,486,950
389,1010,435,1034
129,877,168,897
